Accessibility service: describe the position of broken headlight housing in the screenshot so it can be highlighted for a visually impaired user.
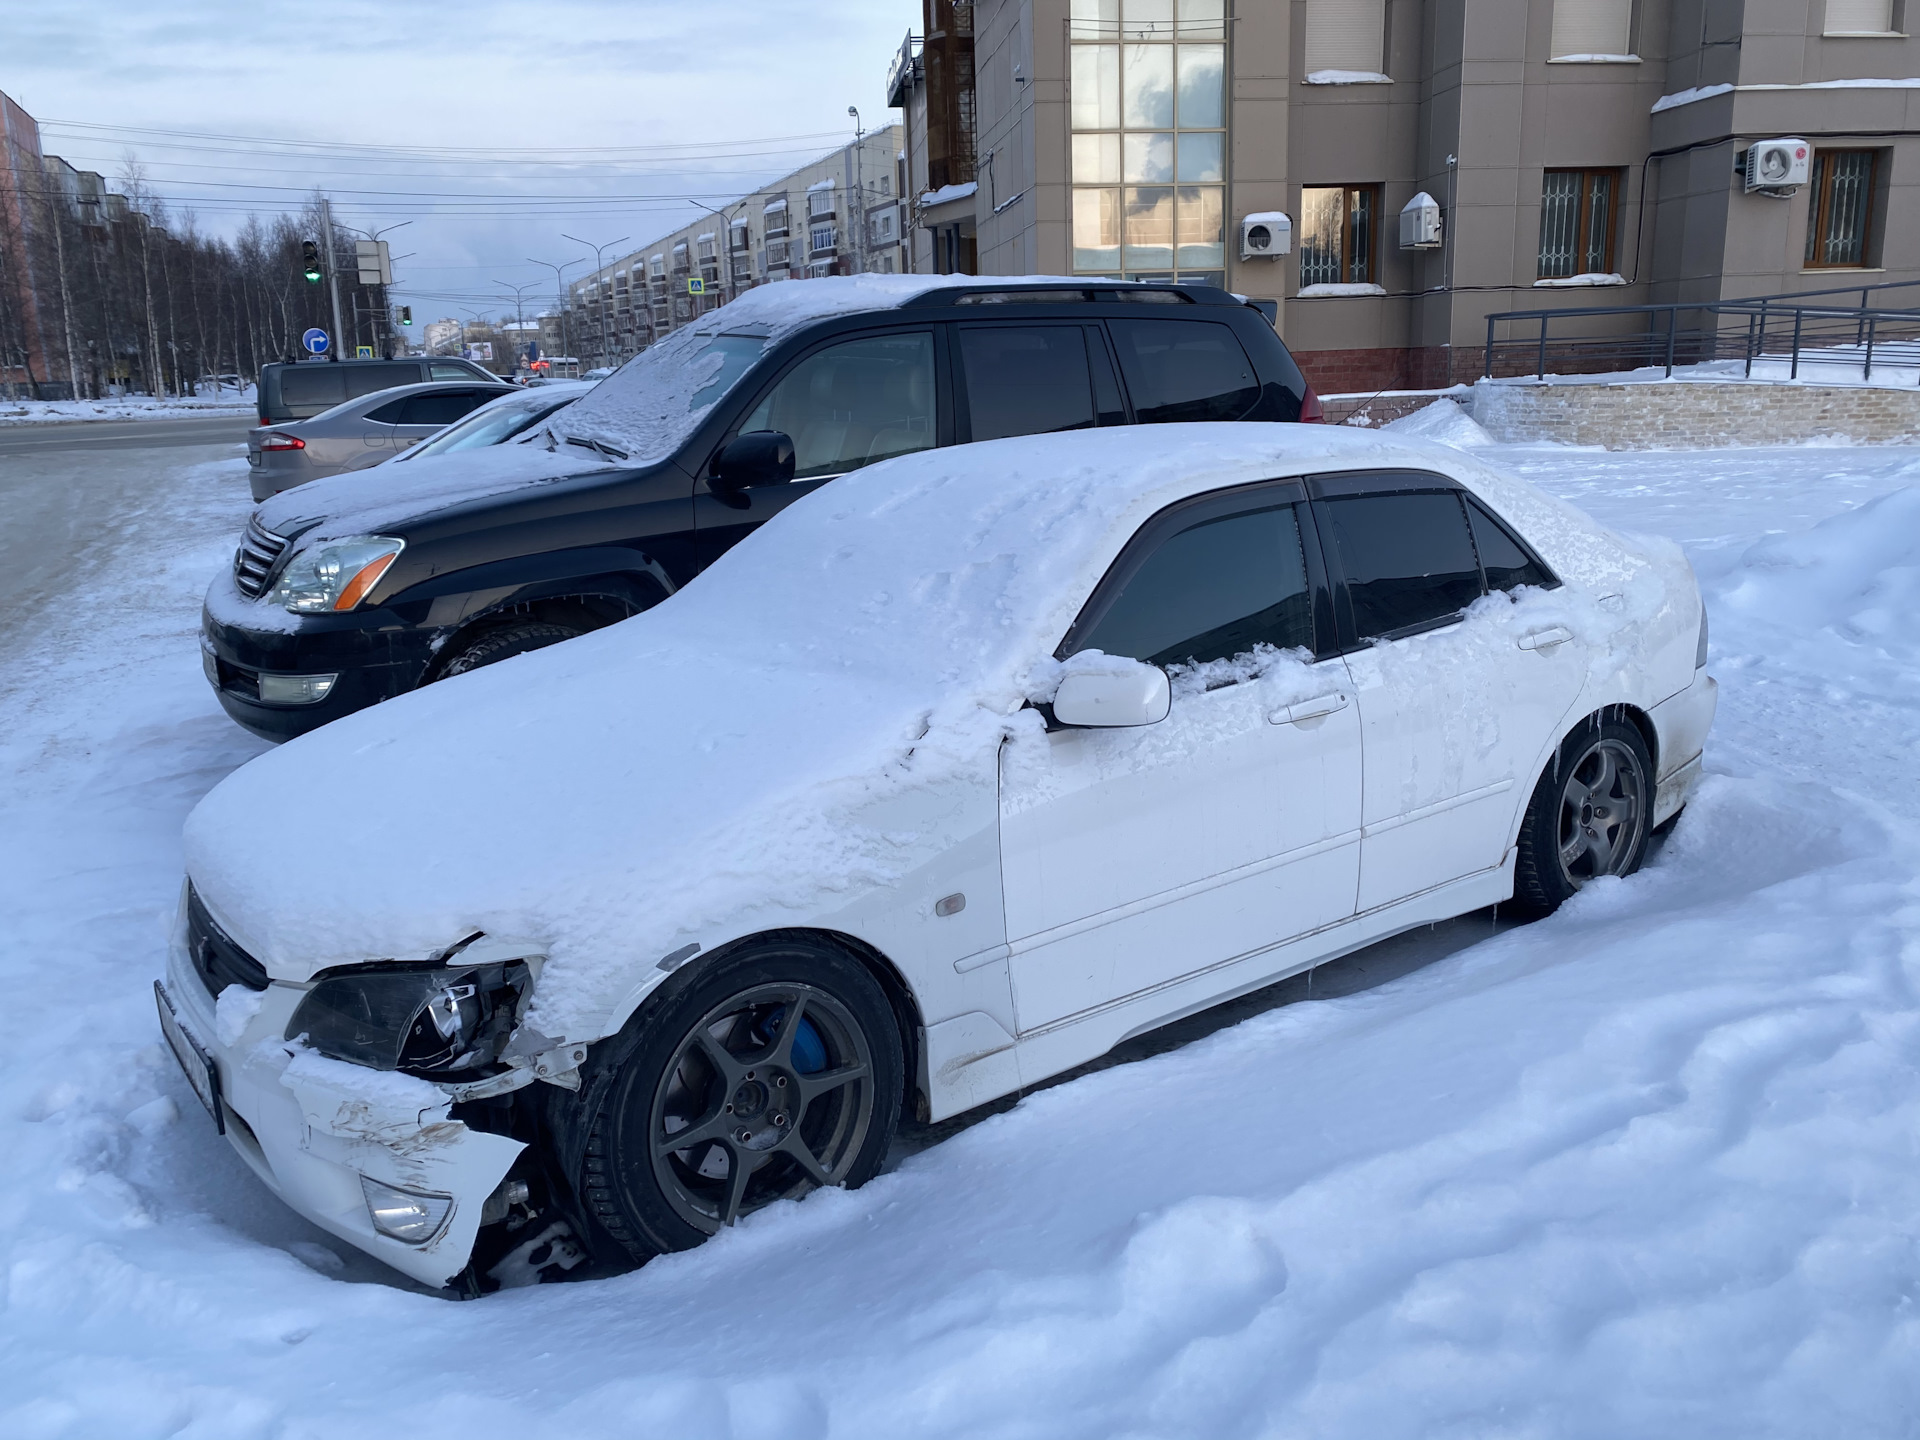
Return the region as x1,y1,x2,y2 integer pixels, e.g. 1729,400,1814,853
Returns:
286,960,532,1076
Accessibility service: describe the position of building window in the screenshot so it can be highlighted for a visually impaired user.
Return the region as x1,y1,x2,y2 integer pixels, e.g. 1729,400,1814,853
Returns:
1304,0,1385,76
1549,0,1633,59
1069,0,1227,287
1805,150,1878,268
1299,185,1377,286
764,202,790,238
1537,169,1617,278
1824,0,1896,34
810,224,838,256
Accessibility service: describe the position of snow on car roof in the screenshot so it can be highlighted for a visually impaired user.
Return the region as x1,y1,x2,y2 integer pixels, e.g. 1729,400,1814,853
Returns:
186,424,1641,1030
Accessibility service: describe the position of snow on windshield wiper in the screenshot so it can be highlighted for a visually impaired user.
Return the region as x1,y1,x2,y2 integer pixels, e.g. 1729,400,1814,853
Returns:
562,432,629,462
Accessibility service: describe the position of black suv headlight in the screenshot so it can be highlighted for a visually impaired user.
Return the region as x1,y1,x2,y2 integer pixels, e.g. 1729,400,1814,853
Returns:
285,960,532,1076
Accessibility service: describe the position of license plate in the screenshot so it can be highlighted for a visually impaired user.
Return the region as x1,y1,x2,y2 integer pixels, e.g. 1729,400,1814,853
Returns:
155,980,224,1133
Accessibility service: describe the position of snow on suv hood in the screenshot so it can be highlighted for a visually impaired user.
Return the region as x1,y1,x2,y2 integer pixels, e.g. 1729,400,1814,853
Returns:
184,424,1653,1038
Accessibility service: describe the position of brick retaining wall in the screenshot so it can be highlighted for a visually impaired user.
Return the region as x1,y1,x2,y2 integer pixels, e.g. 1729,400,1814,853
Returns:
1469,379,1920,448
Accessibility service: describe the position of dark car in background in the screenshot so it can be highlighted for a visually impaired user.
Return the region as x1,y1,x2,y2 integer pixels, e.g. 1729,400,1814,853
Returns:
203,278,1324,740
256,356,500,424
247,380,519,499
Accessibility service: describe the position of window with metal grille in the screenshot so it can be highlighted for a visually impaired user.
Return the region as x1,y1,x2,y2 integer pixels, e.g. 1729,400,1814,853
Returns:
1537,169,1617,278
1804,150,1877,268
1299,185,1377,286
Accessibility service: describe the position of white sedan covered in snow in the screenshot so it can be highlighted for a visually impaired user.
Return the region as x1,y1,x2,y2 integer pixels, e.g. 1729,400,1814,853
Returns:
161,424,1715,1289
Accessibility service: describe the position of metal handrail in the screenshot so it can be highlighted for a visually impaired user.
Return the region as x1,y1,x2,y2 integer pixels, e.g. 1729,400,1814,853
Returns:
1483,283,1920,383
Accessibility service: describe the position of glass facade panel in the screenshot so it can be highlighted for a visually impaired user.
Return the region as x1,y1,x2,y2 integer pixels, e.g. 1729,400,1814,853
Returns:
1124,186,1176,270
1176,44,1224,126
1123,44,1175,127
1124,132,1176,183
1177,131,1223,182
1070,0,1226,285
1071,45,1121,129
1073,188,1122,269
1177,0,1226,39
1175,185,1225,267
1074,133,1122,184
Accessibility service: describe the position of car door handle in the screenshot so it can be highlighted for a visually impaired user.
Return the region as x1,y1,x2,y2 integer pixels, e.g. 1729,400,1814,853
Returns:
1518,626,1575,652
1269,692,1350,725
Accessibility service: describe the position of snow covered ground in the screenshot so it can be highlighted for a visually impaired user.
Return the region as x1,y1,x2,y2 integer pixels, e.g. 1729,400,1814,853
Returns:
0,390,256,425
4,430,1920,1437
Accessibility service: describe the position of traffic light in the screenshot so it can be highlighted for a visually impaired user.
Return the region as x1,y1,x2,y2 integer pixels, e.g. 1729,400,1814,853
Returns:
301,240,322,284
399,306,412,326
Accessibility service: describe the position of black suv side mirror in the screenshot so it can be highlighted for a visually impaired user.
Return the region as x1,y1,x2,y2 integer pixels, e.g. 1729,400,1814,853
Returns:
711,430,796,502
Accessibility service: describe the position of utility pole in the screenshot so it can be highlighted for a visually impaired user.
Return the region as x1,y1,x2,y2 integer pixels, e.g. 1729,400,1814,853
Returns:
562,232,630,370
319,197,345,362
848,107,866,274
686,199,746,303
493,280,539,371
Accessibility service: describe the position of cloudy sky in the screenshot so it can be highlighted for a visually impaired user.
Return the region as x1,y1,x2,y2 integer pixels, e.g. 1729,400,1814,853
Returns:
5,0,912,319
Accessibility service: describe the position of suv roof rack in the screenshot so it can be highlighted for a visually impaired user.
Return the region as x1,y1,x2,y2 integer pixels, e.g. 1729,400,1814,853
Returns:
905,282,1234,308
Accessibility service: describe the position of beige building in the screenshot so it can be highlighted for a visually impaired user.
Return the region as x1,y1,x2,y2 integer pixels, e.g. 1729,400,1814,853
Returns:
890,0,1920,391
569,128,909,364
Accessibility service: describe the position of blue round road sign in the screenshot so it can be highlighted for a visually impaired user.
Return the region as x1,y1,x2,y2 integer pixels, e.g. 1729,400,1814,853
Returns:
302,328,329,355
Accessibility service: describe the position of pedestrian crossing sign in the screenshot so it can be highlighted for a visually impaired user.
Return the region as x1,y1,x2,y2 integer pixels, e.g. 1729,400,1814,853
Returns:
688,277,707,295
355,345,374,359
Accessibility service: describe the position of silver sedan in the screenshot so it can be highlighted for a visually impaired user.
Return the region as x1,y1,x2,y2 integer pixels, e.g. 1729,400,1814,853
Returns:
246,379,516,501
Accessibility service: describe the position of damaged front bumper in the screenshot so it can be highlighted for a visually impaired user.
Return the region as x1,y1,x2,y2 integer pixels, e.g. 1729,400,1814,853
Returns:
161,908,528,1289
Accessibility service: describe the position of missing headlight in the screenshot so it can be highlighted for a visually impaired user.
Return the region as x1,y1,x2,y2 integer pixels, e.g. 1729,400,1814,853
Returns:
286,960,532,1076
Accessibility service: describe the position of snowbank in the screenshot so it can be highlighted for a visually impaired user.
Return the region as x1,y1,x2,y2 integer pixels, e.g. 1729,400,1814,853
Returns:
1383,397,1496,448
0,393,255,424
1722,482,1920,648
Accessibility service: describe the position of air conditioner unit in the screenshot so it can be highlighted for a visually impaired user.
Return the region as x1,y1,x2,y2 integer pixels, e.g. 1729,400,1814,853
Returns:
1400,191,1443,249
1240,211,1292,259
1744,138,1811,194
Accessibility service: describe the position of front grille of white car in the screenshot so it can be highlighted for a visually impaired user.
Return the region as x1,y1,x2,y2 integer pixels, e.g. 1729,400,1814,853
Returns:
233,515,289,598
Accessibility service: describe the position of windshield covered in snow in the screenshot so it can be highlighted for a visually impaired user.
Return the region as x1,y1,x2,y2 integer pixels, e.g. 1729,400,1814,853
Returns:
549,328,768,464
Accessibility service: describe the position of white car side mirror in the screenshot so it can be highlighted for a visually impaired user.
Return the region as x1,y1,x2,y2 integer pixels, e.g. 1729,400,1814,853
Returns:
1052,659,1171,728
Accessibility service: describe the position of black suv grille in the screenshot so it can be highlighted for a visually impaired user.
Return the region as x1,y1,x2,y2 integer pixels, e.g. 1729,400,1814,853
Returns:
233,515,289,598
187,885,269,997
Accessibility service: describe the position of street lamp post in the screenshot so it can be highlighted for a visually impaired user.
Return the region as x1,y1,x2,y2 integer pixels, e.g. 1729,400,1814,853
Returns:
528,256,583,375
333,218,412,356
848,106,866,275
562,232,631,371
492,280,540,373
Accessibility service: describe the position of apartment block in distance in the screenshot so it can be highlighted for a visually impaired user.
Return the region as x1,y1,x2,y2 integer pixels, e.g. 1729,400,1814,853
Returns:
890,0,1920,391
570,128,908,365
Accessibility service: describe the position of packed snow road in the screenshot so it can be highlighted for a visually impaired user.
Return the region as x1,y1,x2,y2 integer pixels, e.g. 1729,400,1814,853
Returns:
3,430,1919,1438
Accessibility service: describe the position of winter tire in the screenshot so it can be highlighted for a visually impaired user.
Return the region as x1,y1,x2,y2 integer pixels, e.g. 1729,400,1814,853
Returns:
571,935,903,1261
438,620,582,679
1510,716,1653,918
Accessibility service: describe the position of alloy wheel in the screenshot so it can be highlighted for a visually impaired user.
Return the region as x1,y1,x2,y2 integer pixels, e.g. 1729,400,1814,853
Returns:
1555,736,1647,886
647,982,876,1233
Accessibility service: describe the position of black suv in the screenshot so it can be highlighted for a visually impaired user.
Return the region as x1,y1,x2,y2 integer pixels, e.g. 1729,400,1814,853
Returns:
204,280,1321,740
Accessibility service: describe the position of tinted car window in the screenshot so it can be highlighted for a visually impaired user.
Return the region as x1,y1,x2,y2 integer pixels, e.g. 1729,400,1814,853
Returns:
737,331,935,479
1323,491,1482,640
1078,503,1310,668
959,325,1094,441
400,390,492,426
344,363,419,400
279,367,347,409
1467,496,1556,592
430,362,478,381
1108,318,1260,423
364,397,409,425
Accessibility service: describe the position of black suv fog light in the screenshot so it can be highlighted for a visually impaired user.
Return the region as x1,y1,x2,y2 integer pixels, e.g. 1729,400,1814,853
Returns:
287,960,532,1076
